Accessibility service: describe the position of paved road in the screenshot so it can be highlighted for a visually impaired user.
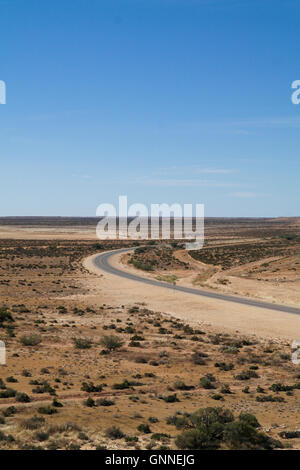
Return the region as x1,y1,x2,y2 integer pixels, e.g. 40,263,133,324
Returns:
93,248,300,316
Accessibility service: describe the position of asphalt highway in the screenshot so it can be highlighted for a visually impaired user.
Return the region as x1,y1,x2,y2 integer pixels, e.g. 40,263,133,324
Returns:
93,248,300,316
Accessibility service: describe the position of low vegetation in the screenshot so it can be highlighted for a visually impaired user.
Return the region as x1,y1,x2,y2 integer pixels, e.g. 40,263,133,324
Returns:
0,224,298,450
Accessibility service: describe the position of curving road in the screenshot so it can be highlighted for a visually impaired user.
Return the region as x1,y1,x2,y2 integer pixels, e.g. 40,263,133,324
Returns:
93,248,300,316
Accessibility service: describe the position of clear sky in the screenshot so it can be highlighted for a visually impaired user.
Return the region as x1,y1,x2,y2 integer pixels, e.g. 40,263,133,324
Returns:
0,0,300,217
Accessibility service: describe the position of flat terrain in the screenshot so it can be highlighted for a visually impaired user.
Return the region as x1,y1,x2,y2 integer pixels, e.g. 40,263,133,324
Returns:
124,222,300,308
0,217,299,450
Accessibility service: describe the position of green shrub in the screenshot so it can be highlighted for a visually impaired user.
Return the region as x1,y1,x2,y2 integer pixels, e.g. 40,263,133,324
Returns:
125,435,138,443
220,384,231,394
174,407,281,450
215,362,234,371
16,392,31,403
176,428,220,450
235,370,259,380
20,334,42,346
6,376,18,383
84,397,95,407
137,423,151,434
192,351,208,365
0,308,14,328
20,416,45,430
112,379,142,389
72,337,92,349
224,419,281,450
256,395,284,403
279,430,300,439
211,394,224,401
81,382,102,393
96,398,114,407
38,406,57,415
151,433,170,442
52,398,63,407
161,393,180,403
0,388,16,398
0,431,14,442
148,416,159,423
200,376,215,389
173,380,194,391
2,406,16,417
100,335,124,351
166,413,190,429
238,413,260,428
105,426,125,440
35,431,49,442
32,381,55,395
269,383,294,392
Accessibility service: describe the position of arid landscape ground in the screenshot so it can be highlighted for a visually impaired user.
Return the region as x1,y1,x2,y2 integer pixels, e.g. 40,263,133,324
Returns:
0,217,299,450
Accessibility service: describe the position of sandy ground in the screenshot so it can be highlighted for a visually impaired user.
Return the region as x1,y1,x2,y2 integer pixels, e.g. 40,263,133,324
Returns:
206,268,300,307
122,249,300,307
155,250,300,307
83,252,300,342
0,226,98,240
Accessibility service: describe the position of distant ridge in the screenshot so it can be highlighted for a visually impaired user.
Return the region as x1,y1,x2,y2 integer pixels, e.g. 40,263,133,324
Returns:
0,216,299,227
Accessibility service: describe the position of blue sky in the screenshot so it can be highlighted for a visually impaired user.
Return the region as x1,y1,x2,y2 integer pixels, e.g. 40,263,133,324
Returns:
0,0,300,217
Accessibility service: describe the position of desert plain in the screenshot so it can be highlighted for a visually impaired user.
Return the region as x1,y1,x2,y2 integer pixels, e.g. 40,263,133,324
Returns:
0,216,299,450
